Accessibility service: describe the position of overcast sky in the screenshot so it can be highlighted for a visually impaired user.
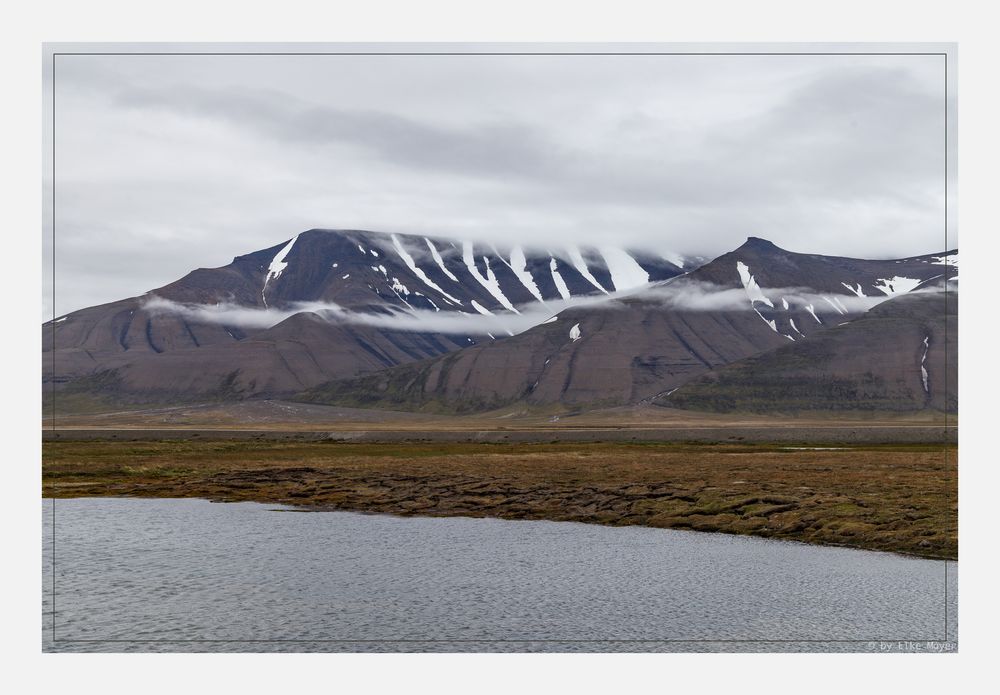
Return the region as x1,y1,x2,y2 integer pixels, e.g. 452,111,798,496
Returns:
44,47,954,317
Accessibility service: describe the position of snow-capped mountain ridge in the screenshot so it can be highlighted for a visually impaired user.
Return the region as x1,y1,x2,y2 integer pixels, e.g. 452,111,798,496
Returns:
298,237,958,413
44,232,956,412
242,228,687,318
683,237,958,344
43,228,687,404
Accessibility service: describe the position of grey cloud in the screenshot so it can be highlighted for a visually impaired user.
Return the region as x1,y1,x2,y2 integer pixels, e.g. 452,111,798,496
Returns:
112,83,563,181
100,61,944,212
142,278,940,338
48,50,954,317
142,293,621,336
642,280,897,314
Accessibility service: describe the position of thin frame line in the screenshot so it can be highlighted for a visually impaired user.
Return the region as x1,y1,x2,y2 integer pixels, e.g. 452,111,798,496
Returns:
943,50,950,644
52,638,953,644
45,51,949,644
51,52,57,645
51,52,950,57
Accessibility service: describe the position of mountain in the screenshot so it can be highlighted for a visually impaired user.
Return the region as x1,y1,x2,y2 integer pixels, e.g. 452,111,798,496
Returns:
659,289,957,413
678,236,956,341
299,239,957,413
43,229,686,406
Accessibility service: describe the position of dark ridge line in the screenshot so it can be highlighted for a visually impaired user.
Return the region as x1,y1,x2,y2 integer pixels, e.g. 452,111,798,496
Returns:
416,331,448,355
666,320,713,369
716,312,761,353
675,312,729,364
76,306,104,348
350,332,396,369
710,311,759,358
117,310,133,351
380,329,432,363
144,319,164,354
223,325,246,341
272,348,306,390
183,321,201,348
284,339,325,378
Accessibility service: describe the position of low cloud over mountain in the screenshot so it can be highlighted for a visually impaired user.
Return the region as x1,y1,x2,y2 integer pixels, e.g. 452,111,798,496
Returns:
44,229,956,414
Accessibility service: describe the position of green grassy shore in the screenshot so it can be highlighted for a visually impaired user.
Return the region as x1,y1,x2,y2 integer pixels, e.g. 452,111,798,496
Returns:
43,440,957,560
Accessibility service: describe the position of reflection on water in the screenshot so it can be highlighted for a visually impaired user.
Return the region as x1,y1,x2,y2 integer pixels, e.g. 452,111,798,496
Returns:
42,498,956,652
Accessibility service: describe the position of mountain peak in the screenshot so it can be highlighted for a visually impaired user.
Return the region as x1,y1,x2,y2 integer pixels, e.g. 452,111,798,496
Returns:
740,236,782,252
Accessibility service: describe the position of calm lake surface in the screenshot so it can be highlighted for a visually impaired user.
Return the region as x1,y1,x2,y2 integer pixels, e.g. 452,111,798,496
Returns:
42,498,956,652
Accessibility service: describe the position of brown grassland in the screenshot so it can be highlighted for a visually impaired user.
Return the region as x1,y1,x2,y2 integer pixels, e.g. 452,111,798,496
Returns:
42,439,956,560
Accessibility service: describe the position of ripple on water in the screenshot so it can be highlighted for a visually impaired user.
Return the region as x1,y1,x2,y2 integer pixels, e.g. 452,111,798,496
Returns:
42,498,957,652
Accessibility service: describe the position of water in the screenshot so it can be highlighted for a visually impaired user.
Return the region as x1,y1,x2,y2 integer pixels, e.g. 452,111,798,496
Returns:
42,498,957,652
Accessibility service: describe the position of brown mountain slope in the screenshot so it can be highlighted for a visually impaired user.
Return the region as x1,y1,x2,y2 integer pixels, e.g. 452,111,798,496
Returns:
45,233,956,411
44,228,684,407
296,300,793,412
659,290,957,413
297,240,957,413
52,312,480,405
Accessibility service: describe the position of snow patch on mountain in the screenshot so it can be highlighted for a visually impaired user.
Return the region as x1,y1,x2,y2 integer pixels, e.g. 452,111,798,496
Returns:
873,276,922,297
752,308,778,334
391,234,463,305
484,258,519,313
549,258,572,300
508,246,545,302
735,262,774,308
599,247,649,291
821,296,846,315
736,261,785,334
262,234,299,307
462,242,519,313
921,336,930,393
569,323,582,341
425,238,459,282
389,277,410,296
567,246,609,294
470,300,493,316
661,252,685,269
841,282,867,297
